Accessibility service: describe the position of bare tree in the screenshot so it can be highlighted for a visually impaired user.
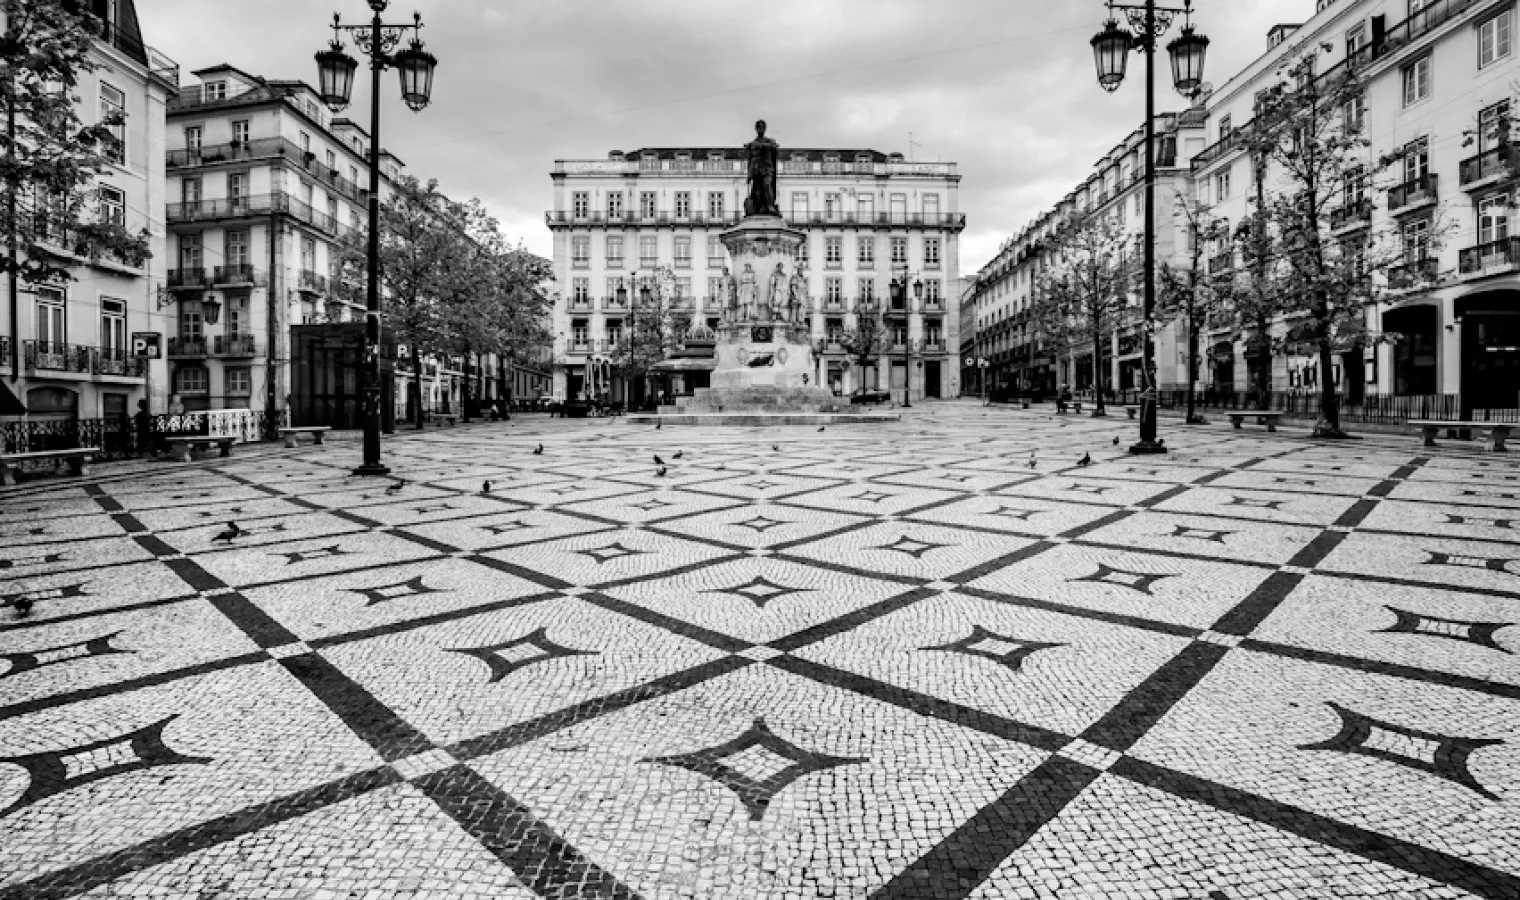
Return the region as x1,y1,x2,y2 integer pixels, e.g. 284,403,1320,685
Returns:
1158,197,1229,424
1030,211,1132,416
835,298,892,395
609,266,688,409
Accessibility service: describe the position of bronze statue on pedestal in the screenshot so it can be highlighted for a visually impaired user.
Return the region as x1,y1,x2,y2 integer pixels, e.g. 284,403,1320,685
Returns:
744,120,780,218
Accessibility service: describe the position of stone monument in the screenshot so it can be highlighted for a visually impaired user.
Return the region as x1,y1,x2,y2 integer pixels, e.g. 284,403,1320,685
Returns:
634,121,898,424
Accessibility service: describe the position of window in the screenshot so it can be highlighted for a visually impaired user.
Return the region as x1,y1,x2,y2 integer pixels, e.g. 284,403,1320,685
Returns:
300,237,316,273
1479,194,1510,244
99,186,125,227
606,276,624,299
100,298,126,354
859,277,875,302
798,239,809,266
226,294,247,336
180,234,202,269
825,236,842,267
825,277,842,303
349,164,359,185
674,236,691,268
572,192,589,219
228,171,248,206
184,126,203,156
1402,217,1430,261
1479,100,1511,153
606,319,624,344
891,237,908,266
890,194,906,220
1480,10,1512,69
606,236,623,267
924,279,942,303
1216,169,1231,201
36,287,65,345
100,82,124,163
179,306,202,339
791,192,808,218
708,192,724,219
1218,114,1231,141
639,235,657,266
675,276,691,299
1343,166,1366,206
176,366,208,394
1346,21,1368,57
1402,56,1430,107
300,132,311,154
571,322,589,346
922,194,940,218
1341,95,1365,133
231,120,249,144
707,235,722,267
571,236,590,267
225,230,248,267
326,149,336,170
824,193,841,219
202,80,226,101
608,192,624,218
924,237,941,268
570,279,591,306
674,192,691,218
858,194,875,220
225,368,251,396
708,276,723,299
327,195,338,223
1403,136,1429,183
857,237,874,267
640,191,657,218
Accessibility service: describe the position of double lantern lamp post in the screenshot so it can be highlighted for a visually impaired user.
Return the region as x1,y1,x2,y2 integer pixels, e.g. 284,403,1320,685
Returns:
889,272,924,407
1089,0,1207,454
314,1,438,477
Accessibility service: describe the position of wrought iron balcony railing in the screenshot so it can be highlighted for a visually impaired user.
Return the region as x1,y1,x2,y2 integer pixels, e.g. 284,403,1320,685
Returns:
168,337,209,358
214,264,265,286
1388,174,1438,212
214,334,258,357
24,340,93,374
1458,237,1520,275
167,268,208,289
1386,257,1438,289
1459,146,1520,189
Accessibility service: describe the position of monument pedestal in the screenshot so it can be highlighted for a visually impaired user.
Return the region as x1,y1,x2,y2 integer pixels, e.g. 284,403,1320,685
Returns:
627,215,896,426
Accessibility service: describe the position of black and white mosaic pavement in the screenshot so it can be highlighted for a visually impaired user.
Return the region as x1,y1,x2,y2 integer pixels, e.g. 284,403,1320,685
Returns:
1,402,1517,899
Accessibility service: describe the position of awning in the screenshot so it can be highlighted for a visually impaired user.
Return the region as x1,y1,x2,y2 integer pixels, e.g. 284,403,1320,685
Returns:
649,357,717,372
0,381,26,416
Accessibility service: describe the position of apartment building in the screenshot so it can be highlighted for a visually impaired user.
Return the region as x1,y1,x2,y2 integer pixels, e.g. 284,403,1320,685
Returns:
546,147,965,405
966,111,1203,396
1192,0,1520,411
2,0,178,422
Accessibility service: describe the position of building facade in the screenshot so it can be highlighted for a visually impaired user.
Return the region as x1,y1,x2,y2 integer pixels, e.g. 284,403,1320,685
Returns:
546,147,965,405
2,0,177,423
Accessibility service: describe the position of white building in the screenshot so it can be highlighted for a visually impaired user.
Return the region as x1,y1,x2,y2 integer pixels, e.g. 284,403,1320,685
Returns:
546,146,965,406
2,0,178,426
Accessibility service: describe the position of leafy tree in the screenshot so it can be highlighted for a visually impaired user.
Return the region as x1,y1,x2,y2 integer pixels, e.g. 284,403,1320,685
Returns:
1030,211,1132,416
2,0,152,336
1158,197,1229,424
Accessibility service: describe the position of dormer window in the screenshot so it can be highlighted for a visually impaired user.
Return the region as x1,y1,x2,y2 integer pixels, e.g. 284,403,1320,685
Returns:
203,81,227,101
707,152,724,161
855,154,871,164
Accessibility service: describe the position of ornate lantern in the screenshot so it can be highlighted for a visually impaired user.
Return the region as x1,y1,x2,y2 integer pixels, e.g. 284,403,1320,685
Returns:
314,41,358,112
202,295,222,325
1168,25,1209,96
1091,19,1133,93
394,39,437,112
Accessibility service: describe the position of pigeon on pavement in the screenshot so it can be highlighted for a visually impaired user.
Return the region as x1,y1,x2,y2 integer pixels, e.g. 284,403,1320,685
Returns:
1078,453,1092,467
818,426,826,432
212,521,243,543
656,466,667,477
653,454,665,465
385,481,405,494
532,444,543,455
673,451,683,459
12,596,33,617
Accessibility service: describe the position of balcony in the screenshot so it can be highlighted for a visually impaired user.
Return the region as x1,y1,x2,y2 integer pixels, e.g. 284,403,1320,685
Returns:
167,268,208,290
24,341,92,374
1388,174,1438,216
602,295,630,311
1329,199,1372,234
167,192,340,233
168,337,209,358
922,340,946,353
297,269,328,294
92,347,147,378
1208,251,1234,275
0,336,8,370
1386,257,1438,290
1458,237,1520,277
567,297,594,312
167,139,363,199
1459,146,1520,192
214,334,258,357
569,342,591,355
214,264,265,287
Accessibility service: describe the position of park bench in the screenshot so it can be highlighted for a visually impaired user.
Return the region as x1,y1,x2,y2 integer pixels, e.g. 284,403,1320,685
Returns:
427,412,460,426
0,447,98,486
1056,399,1084,414
1227,410,1284,432
167,436,236,462
279,426,331,448
1123,405,1140,419
1408,420,1511,452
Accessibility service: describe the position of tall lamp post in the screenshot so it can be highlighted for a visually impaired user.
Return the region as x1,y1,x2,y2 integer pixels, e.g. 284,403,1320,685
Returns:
315,1,438,476
1090,0,1207,455
977,356,990,404
890,271,924,407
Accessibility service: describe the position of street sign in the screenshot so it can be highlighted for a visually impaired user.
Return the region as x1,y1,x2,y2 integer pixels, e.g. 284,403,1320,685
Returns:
131,332,162,359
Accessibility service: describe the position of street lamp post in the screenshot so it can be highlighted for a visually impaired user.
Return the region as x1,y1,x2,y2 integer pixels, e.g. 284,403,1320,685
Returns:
315,1,438,477
890,272,925,407
977,357,990,404
1090,0,1207,455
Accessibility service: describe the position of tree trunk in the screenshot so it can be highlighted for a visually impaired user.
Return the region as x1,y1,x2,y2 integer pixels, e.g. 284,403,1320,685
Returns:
409,344,424,430
1314,308,1344,437
461,346,472,424
1186,313,1199,423
1091,321,1106,416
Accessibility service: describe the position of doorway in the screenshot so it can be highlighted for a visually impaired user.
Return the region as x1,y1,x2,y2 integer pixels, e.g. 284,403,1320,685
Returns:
923,360,942,398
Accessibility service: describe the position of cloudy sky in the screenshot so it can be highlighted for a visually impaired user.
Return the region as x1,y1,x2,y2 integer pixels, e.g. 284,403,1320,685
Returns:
142,0,1295,274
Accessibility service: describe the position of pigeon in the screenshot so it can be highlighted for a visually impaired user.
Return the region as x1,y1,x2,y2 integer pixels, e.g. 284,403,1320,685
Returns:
656,420,663,430
482,481,492,493
12,596,33,617
654,454,666,465
817,426,826,432
385,481,405,494
772,445,780,452
1113,436,1120,446
212,521,243,544
1028,459,1037,469
656,466,667,477
532,444,543,455
715,464,726,471
1078,453,1092,467
673,451,683,459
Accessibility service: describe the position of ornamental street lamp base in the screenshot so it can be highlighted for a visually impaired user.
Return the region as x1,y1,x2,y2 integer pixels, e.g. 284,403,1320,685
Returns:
352,462,393,477
1127,439,1168,455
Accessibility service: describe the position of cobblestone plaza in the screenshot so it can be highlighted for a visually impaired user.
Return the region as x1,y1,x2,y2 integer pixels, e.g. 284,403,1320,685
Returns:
1,402,1517,899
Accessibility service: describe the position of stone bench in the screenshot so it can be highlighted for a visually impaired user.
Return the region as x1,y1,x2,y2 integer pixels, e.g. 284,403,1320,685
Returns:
0,448,98,486
1227,411,1284,432
1408,420,1511,452
279,426,331,448
167,436,235,462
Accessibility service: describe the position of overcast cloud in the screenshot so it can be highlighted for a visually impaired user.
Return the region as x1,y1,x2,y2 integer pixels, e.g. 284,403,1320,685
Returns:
141,0,1294,274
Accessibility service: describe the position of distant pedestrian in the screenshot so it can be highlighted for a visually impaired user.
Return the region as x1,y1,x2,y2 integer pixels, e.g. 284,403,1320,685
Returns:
134,399,153,457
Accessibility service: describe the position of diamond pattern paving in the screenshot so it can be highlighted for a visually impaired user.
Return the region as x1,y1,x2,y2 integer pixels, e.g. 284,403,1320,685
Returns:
1,402,1517,899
